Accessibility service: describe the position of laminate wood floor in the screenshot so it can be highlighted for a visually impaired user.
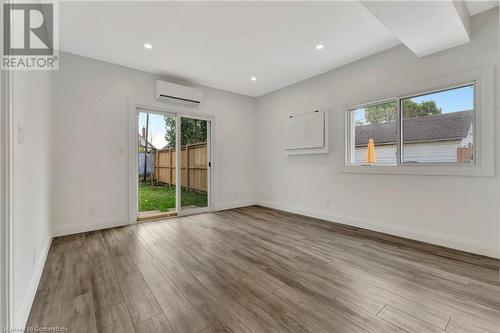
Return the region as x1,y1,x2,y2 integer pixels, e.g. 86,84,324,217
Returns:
27,206,500,333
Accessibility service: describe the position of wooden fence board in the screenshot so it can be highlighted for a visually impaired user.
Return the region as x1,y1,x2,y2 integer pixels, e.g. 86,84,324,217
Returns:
457,143,473,163
153,143,207,192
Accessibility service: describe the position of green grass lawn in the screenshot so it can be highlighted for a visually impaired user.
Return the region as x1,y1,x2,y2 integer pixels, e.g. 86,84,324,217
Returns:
139,183,208,212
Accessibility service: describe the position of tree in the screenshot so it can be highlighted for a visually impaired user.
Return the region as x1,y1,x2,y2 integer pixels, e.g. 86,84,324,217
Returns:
164,116,207,147
364,102,397,124
402,100,442,118
362,100,442,125
164,116,176,147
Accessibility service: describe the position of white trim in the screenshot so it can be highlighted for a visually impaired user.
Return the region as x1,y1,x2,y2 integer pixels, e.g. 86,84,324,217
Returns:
256,200,500,259
175,113,181,214
342,65,495,176
0,60,14,329
177,116,214,216
0,63,12,330
52,219,131,238
216,200,258,211
53,199,257,237
285,109,329,155
14,236,51,329
50,198,500,259
128,98,215,224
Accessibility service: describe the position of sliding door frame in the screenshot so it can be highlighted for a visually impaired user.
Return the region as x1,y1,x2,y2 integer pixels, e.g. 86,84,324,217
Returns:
176,114,213,217
128,99,215,224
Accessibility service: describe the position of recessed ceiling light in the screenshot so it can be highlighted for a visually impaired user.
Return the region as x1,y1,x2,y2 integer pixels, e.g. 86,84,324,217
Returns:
250,77,257,81
144,43,153,49
315,44,324,50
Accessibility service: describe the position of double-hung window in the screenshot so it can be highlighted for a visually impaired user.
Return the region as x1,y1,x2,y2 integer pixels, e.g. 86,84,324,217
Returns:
346,84,475,167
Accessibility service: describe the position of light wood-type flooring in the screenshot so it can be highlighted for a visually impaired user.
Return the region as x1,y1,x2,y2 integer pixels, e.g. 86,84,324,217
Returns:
27,206,500,332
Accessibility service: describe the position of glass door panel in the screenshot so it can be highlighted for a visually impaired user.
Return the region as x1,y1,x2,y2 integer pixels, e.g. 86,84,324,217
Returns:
137,111,177,221
179,116,210,213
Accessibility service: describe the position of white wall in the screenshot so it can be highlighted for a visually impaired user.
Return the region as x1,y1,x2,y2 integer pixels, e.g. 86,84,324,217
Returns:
255,9,500,258
51,52,256,235
11,70,53,327
0,63,9,331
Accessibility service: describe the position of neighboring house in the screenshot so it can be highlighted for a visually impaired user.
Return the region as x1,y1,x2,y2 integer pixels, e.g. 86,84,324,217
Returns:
160,144,174,150
138,134,156,177
138,134,156,152
355,111,473,164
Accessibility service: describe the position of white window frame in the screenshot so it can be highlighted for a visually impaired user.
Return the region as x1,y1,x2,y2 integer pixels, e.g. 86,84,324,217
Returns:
346,98,399,166
342,66,494,176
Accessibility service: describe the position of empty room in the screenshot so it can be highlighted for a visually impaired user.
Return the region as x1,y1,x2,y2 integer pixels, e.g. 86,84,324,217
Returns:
1,0,500,332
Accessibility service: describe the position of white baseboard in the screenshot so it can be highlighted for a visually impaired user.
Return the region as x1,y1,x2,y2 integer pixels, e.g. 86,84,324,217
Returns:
216,200,258,211
256,200,500,259
52,218,132,237
53,201,260,237
14,235,52,329
51,201,499,258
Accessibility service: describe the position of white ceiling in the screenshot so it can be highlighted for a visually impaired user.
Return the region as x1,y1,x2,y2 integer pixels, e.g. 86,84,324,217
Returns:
59,1,400,97
59,1,498,97
361,0,472,57
465,0,499,16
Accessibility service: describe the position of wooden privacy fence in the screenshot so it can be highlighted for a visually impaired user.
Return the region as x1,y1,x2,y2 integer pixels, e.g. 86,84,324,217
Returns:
457,143,473,163
153,143,208,192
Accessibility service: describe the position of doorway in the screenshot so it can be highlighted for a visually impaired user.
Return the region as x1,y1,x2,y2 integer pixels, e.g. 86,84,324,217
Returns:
178,116,211,214
133,107,212,222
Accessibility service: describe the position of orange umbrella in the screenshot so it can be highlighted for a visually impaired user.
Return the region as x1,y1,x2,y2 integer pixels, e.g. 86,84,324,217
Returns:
366,138,376,164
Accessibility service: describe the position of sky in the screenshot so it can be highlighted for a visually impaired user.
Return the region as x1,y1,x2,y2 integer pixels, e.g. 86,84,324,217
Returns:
410,85,473,113
138,112,171,149
354,85,473,124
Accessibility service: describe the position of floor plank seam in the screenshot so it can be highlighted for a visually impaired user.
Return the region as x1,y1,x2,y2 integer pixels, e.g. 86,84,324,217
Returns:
444,316,451,331
28,207,500,333
376,304,386,316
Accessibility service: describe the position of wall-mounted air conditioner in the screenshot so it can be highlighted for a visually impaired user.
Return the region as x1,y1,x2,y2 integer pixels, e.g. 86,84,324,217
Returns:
155,80,203,106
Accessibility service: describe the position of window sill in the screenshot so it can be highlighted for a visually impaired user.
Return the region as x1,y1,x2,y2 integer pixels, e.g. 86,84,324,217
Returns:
340,164,493,177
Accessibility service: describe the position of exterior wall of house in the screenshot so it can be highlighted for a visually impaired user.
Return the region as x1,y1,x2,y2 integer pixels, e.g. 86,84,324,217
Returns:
138,152,155,177
460,124,474,147
355,145,397,164
355,140,464,164
403,140,464,163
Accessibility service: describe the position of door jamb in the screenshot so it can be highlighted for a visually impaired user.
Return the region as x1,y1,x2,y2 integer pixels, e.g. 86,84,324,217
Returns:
1,63,14,329
128,99,215,224
176,115,213,216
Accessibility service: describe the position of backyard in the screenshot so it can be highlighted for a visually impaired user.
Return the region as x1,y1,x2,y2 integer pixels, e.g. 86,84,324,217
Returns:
139,183,208,212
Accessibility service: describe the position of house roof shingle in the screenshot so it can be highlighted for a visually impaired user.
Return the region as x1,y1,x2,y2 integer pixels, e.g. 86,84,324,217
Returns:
355,110,472,146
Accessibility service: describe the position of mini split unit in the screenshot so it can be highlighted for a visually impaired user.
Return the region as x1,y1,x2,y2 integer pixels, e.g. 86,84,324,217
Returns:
155,80,203,106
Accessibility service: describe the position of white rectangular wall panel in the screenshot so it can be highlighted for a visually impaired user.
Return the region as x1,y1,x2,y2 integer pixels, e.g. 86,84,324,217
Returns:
285,110,328,154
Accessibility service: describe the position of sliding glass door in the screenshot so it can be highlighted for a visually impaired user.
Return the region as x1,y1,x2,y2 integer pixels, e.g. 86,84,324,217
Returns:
134,108,212,221
177,115,211,215
137,110,177,221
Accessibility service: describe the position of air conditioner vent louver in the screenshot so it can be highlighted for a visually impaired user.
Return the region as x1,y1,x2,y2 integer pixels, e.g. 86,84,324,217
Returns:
155,80,203,106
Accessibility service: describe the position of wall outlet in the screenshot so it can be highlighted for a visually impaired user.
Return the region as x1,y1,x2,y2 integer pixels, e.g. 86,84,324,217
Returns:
88,207,95,215
18,123,24,144
325,199,331,207
32,247,37,265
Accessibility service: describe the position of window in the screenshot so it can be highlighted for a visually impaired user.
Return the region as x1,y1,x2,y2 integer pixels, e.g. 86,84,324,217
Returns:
347,83,475,167
349,101,397,165
401,85,474,164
